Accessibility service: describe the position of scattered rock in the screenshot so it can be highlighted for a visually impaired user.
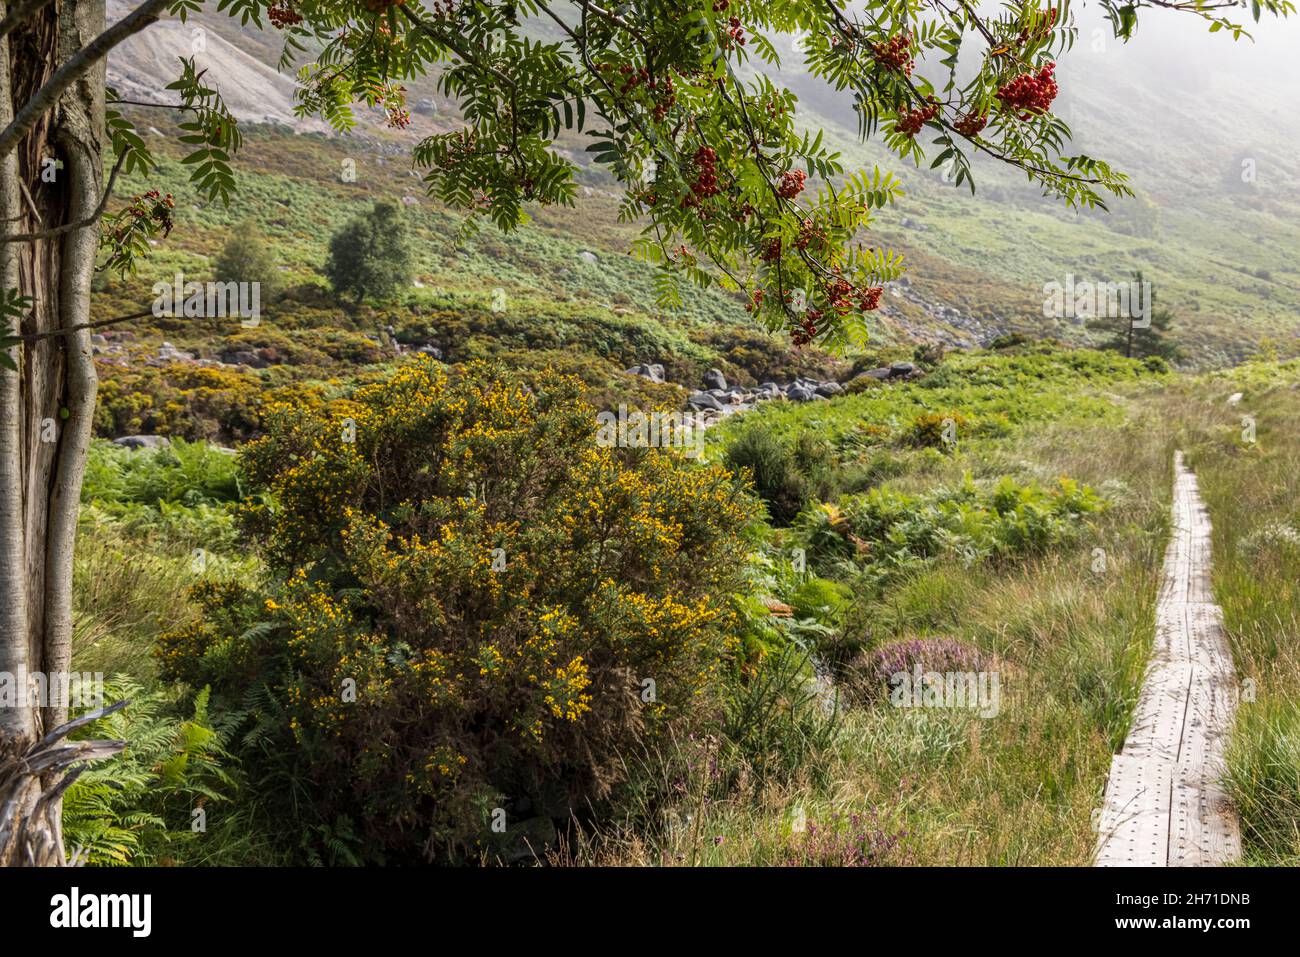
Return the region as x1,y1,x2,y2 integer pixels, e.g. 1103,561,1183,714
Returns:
113,435,170,450
889,361,916,376
1226,392,1243,405
815,381,844,397
158,341,194,363
787,385,816,402
687,391,724,412
703,368,727,391
218,348,268,369
625,363,664,384
578,250,599,264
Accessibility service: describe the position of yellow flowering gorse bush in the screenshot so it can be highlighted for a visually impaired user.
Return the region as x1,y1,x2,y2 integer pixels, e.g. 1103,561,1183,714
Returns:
160,359,755,861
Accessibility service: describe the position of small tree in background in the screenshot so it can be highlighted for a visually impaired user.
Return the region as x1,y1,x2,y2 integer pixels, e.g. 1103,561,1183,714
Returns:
324,201,414,303
1088,271,1181,363
214,222,282,302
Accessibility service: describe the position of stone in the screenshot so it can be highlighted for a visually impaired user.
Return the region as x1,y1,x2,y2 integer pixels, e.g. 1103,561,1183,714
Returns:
889,361,916,376
113,435,170,450
703,368,727,391
815,381,843,397
626,363,664,384
787,385,816,402
687,391,724,411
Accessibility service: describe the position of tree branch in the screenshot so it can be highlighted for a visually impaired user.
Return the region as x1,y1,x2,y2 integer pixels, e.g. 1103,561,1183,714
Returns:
8,307,155,343
0,0,171,159
0,148,127,245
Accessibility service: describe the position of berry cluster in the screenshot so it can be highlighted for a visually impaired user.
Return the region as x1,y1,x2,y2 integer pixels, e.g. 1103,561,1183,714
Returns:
996,63,1058,117
896,98,939,137
712,0,729,10
267,1,302,28
600,63,677,120
114,189,175,241
745,288,764,313
859,286,883,311
363,0,406,11
761,237,782,262
954,111,988,137
724,16,747,49
615,63,650,95
689,146,720,200
872,33,914,75
777,168,806,199
387,108,411,129
793,217,825,252
791,310,820,346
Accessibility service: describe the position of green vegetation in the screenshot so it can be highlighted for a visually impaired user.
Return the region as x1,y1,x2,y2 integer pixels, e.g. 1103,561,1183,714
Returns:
214,222,282,302
75,341,1256,867
324,200,415,303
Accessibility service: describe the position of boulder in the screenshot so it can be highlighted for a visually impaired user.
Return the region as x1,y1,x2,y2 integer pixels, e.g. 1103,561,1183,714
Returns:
687,391,724,412
703,368,727,391
787,385,816,402
417,345,443,360
863,367,892,380
889,361,916,377
625,363,664,384
220,348,268,369
815,381,844,397
113,435,170,450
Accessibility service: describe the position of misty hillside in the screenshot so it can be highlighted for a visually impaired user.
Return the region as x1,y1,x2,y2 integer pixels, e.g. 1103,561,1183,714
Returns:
104,5,1300,365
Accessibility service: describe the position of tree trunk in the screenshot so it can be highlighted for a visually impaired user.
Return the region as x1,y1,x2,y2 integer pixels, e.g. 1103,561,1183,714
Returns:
0,0,105,866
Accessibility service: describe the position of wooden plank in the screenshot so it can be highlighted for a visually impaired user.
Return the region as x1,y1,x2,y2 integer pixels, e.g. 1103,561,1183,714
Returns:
1096,452,1240,867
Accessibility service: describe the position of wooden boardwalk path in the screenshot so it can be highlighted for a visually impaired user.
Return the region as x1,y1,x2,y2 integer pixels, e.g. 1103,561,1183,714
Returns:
1095,452,1241,867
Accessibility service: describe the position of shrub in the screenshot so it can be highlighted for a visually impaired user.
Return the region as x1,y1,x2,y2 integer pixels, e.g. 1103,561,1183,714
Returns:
904,410,969,450
160,359,756,862
849,637,990,704
801,474,1104,578
214,222,282,302
724,428,836,525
